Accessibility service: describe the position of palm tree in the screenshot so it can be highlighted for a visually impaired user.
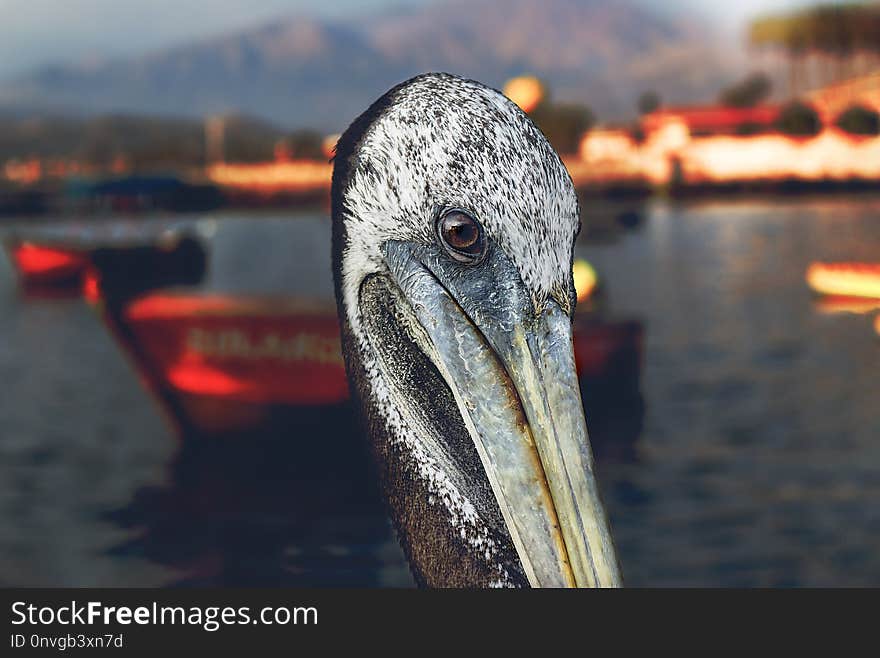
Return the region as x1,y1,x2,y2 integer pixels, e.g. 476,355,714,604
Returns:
749,3,880,95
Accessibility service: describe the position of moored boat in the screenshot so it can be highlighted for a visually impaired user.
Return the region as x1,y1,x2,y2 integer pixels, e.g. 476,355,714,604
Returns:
3,239,89,289
99,289,642,438
806,262,880,300
3,225,206,297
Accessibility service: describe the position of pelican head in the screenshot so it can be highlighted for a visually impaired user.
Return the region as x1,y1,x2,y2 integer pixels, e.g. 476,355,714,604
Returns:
331,72,620,587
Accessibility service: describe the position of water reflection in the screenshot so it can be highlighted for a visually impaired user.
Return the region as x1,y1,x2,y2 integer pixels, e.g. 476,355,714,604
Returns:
102,395,644,588
103,404,412,587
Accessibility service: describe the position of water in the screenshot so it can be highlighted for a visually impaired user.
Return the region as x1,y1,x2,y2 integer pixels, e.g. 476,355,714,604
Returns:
0,197,878,587
581,197,880,586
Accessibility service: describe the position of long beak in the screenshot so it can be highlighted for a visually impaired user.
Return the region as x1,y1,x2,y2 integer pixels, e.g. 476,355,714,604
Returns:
382,241,621,587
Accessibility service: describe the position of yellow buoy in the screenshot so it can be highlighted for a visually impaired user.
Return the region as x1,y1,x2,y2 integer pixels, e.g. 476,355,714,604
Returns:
573,259,598,302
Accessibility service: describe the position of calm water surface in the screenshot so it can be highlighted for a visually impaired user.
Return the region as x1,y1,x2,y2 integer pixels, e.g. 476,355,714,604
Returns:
1,196,878,587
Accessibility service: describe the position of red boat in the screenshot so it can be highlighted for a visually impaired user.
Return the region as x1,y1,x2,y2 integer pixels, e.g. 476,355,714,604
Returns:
3,240,89,289
3,229,206,298
99,289,642,438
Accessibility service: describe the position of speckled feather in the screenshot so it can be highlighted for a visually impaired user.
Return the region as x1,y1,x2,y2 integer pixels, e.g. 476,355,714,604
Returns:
331,73,580,587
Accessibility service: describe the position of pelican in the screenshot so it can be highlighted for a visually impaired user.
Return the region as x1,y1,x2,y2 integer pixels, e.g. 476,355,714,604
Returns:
331,73,621,588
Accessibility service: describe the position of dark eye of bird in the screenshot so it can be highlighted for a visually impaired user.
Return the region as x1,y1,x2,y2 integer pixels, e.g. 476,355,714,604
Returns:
437,209,485,263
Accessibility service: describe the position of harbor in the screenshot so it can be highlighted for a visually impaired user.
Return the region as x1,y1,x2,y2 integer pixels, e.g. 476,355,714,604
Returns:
1,197,877,586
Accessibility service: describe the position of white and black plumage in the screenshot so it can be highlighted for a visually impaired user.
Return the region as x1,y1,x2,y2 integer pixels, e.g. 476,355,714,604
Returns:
331,73,620,588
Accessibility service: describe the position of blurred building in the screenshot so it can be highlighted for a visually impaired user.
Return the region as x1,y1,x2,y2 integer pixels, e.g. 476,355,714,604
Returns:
640,105,781,137
574,70,880,188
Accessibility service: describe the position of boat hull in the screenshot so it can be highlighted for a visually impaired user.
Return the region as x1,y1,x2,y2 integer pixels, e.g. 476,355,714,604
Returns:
103,291,643,438
4,240,89,288
806,262,880,300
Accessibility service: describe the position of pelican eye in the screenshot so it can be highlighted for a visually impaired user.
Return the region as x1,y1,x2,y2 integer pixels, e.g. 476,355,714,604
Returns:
437,209,486,263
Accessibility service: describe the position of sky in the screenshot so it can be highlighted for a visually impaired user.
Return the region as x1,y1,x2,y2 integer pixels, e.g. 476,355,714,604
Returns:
0,0,835,81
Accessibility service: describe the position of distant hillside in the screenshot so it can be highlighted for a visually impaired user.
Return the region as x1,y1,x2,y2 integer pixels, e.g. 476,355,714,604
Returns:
0,0,738,130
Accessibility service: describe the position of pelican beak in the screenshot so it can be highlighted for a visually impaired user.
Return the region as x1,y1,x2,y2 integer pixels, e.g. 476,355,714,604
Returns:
380,241,621,588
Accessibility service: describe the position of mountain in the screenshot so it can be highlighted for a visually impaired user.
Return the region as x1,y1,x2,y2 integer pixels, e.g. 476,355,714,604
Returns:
0,0,739,131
